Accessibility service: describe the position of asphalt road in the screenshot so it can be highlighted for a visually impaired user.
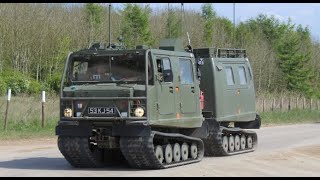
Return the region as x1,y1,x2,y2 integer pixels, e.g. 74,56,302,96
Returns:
0,123,320,177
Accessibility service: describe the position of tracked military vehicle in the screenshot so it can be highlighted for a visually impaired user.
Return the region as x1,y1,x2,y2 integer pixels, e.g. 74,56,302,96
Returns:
55,36,261,169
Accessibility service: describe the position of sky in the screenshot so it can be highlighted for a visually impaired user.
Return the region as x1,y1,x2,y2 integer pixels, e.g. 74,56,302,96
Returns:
110,3,320,41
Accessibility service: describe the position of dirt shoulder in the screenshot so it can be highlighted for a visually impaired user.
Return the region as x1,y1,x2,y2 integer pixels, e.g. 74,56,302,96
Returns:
0,137,57,146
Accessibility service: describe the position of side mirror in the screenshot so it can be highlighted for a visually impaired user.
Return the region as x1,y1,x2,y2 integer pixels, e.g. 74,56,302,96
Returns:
156,73,163,81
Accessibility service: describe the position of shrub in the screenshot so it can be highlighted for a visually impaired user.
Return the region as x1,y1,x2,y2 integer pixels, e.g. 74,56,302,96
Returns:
1,71,30,95
27,80,42,94
47,73,62,93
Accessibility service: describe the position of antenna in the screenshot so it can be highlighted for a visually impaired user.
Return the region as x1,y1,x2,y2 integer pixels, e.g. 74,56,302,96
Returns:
108,3,112,48
181,3,183,36
186,32,192,52
187,32,191,45
168,3,170,38
233,3,235,47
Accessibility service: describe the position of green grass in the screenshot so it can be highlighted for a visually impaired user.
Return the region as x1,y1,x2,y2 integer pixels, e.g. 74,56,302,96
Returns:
0,119,57,140
0,95,59,140
260,109,320,126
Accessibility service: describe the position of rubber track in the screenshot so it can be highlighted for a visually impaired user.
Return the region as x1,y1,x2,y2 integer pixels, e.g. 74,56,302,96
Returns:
58,136,104,168
119,131,204,169
203,126,258,156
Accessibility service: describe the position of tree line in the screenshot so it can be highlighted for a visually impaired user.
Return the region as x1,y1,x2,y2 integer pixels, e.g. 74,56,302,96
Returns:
0,3,319,98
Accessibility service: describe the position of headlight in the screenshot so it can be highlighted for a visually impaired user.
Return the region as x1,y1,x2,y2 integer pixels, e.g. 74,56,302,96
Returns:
64,108,73,117
134,107,144,117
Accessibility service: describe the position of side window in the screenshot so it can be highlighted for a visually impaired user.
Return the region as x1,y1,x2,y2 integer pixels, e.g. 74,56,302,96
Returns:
238,66,247,85
156,57,173,82
163,58,171,71
179,59,194,84
225,66,235,85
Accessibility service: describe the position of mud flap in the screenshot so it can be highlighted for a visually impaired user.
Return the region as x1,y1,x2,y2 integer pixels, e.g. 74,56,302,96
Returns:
55,121,92,136
234,114,261,129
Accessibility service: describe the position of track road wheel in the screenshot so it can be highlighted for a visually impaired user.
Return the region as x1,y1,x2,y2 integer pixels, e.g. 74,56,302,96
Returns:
173,143,181,162
190,143,198,159
247,136,253,149
222,136,229,153
155,145,164,164
234,135,240,151
164,144,173,164
181,142,189,161
240,135,246,150
228,136,235,152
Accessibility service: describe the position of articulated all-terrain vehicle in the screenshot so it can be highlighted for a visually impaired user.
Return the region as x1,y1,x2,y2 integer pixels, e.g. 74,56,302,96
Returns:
56,38,261,169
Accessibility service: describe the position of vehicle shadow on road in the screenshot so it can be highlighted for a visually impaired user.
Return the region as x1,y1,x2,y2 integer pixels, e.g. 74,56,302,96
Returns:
0,157,141,171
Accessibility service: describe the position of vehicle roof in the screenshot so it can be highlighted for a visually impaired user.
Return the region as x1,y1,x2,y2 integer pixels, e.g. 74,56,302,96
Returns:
71,48,194,59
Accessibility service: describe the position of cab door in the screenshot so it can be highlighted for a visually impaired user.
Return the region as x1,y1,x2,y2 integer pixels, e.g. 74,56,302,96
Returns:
222,64,238,118
235,63,256,120
222,62,254,121
156,57,175,115
178,58,197,114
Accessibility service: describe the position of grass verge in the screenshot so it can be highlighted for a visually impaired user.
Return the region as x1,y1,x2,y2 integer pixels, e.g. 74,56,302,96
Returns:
0,95,59,141
260,109,320,126
0,118,58,141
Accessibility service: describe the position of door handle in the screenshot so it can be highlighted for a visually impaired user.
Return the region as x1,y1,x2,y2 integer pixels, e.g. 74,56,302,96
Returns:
191,87,195,93
169,86,174,93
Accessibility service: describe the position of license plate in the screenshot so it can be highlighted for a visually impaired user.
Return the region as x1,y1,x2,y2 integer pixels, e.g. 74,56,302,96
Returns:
88,107,115,114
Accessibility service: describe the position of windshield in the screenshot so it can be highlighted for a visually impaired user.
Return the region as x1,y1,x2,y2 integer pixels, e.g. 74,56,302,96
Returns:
70,52,148,84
